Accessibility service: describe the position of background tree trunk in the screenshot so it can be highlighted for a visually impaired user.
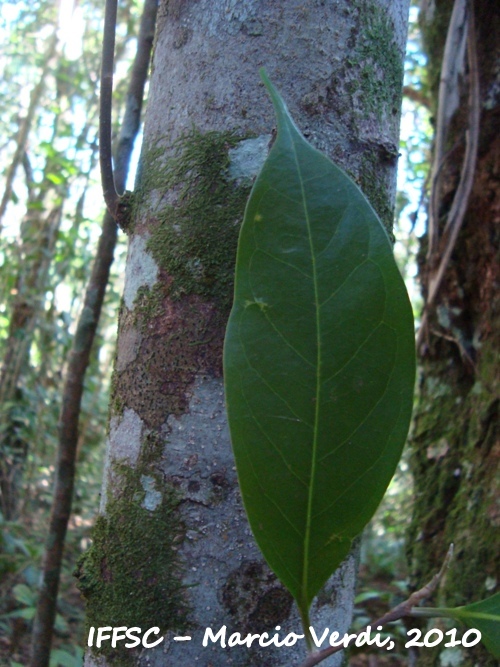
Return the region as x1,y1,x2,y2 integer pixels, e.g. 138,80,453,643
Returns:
80,1,410,665
0,192,63,519
407,1,499,666
0,31,98,519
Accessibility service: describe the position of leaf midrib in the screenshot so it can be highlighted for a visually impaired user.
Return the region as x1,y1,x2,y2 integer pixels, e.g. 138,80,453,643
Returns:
288,130,322,611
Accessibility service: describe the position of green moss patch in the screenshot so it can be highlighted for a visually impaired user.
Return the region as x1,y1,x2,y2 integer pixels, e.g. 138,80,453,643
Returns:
407,344,499,667
133,283,165,329
144,128,252,311
352,0,404,119
75,464,188,662
358,151,395,235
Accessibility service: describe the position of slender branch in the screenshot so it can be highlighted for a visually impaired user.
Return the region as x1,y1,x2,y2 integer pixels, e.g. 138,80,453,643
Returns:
21,151,34,191
29,2,159,665
428,0,479,283
296,546,454,667
427,0,468,261
0,32,58,230
403,85,431,110
100,0,120,216
417,0,480,349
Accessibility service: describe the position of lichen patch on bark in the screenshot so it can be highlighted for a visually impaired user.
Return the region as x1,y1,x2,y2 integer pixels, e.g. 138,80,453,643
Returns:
228,134,272,182
140,474,163,510
116,325,142,372
100,408,144,510
108,408,143,465
123,233,159,310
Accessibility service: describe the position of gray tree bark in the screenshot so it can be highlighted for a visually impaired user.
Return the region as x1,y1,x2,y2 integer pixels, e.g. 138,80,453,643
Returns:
81,1,410,665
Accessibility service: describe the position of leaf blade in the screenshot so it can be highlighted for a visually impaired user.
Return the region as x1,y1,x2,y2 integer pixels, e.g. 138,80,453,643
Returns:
224,71,415,618
446,594,500,658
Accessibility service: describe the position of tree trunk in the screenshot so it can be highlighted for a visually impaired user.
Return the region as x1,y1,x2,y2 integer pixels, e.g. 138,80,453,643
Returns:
80,1,410,665
0,200,62,519
407,2,499,666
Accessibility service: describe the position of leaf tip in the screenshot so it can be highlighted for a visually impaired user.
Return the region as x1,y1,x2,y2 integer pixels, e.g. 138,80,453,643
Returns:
259,66,269,85
259,69,291,135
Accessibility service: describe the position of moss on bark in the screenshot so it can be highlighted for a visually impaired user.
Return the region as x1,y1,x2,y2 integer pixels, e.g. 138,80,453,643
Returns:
75,462,188,664
137,128,252,311
352,0,404,120
408,340,498,666
108,129,255,427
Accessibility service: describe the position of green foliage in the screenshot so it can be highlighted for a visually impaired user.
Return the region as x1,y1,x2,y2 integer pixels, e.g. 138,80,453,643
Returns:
49,646,85,667
0,0,141,661
224,72,416,629
1,583,68,634
0,511,87,664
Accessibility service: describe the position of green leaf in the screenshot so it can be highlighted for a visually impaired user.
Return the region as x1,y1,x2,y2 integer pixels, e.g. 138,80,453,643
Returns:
354,590,387,604
443,594,500,659
50,648,81,667
12,583,35,606
3,606,35,620
46,172,65,185
54,612,69,634
224,70,415,622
